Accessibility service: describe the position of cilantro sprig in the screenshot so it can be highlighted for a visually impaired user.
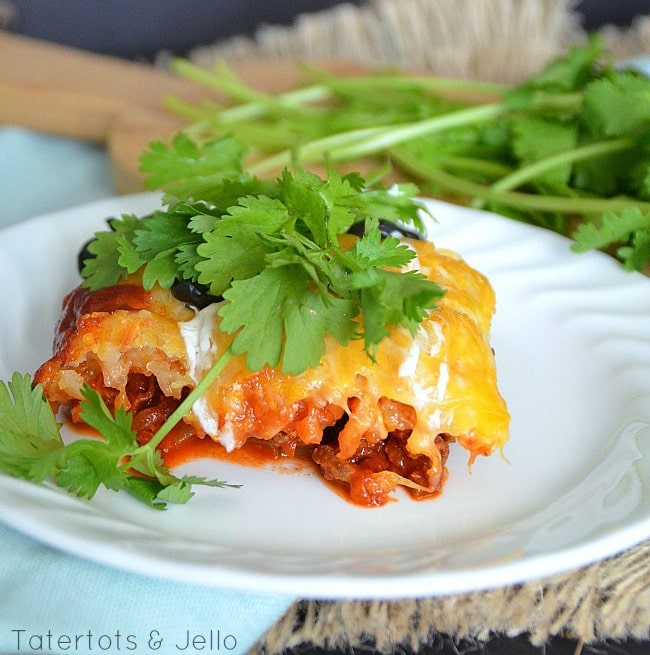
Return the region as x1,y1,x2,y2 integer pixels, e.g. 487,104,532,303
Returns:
0,373,236,509
163,35,650,272
83,158,444,375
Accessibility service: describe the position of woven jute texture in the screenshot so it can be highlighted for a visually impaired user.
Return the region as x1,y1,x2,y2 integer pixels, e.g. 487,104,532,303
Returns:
189,1,650,651
250,542,650,653
190,0,650,83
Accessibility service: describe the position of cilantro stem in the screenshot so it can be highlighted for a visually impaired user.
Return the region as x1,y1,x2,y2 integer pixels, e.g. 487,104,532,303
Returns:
390,145,650,215
162,95,217,122
171,59,508,126
171,58,333,124
218,85,331,124
508,90,584,113
142,345,234,451
330,104,504,161
488,137,634,195
248,125,388,174
249,103,504,175
437,155,511,179
172,58,267,104
310,71,509,98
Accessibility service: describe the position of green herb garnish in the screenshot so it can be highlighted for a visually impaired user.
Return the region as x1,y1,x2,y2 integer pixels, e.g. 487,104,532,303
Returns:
84,153,444,374
163,35,650,272
0,374,236,509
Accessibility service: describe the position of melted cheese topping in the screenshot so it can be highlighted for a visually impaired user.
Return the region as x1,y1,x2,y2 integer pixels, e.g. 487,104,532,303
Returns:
178,238,510,465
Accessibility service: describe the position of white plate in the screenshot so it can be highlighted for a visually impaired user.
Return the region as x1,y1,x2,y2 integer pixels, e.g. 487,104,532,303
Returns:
0,193,649,599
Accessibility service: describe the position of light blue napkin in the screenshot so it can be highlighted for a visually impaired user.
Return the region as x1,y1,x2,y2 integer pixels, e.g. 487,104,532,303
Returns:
0,127,295,655
619,55,650,77
0,127,115,227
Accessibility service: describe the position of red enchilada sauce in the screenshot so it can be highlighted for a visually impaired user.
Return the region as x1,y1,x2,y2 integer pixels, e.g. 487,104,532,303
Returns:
109,373,450,507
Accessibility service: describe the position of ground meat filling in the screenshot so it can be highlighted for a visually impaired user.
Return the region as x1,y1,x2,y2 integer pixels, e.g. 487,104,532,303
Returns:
120,373,196,453
65,367,452,507
312,432,453,507
306,396,452,506
66,370,195,454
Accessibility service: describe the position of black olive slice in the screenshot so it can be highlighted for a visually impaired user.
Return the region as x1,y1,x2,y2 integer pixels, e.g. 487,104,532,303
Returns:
346,219,423,240
77,238,95,274
171,279,223,309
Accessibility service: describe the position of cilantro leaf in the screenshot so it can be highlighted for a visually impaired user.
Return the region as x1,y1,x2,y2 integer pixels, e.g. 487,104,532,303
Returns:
510,117,577,187
350,220,418,269
141,250,179,290
582,74,650,139
78,386,137,450
571,207,650,253
139,133,247,201
278,170,329,246
618,228,650,272
218,268,288,370
520,36,605,93
122,476,171,509
132,209,199,260
280,169,361,245
282,287,356,375
0,376,237,509
222,195,290,232
572,207,650,271
504,36,605,113
155,480,195,505
219,266,353,374
54,439,125,498
0,373,63,481
82,214,141,291
362,183,427,231
116,232,147,275
196,221,271,295
175,243,207,282
348,267,444,356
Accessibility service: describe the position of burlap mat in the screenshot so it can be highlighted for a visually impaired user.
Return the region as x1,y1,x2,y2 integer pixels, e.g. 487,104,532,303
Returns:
187,1,650,651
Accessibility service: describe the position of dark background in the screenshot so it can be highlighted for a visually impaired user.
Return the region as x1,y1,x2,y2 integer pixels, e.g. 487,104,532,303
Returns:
3,1,650,654
2,0,365,60
2,0,649,61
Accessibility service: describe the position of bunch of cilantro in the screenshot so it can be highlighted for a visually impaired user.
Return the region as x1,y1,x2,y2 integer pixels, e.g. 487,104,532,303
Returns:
0,148,445,508
166,35,650,272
